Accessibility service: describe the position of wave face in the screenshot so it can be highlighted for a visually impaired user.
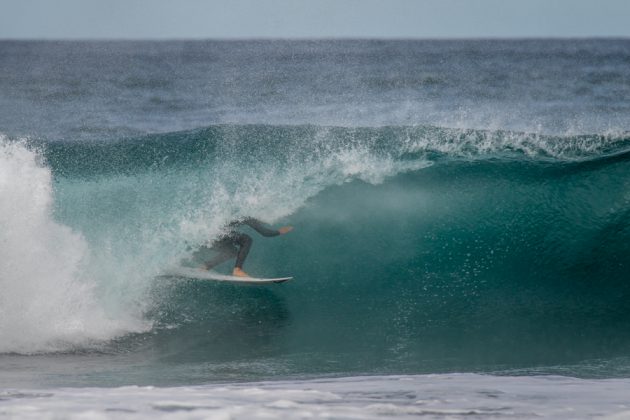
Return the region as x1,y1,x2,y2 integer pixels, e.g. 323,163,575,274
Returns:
2,124,630,379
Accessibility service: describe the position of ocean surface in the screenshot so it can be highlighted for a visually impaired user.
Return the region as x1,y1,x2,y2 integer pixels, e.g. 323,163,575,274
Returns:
1,39,630,418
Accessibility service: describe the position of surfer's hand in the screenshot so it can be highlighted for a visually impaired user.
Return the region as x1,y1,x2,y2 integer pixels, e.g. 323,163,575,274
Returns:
278,226,293,234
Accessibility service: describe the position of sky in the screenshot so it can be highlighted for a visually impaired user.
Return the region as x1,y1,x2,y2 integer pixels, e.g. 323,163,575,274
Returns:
1,0,629,39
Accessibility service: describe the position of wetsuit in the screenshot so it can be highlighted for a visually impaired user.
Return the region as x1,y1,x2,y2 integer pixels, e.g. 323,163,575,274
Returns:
204,218,280,270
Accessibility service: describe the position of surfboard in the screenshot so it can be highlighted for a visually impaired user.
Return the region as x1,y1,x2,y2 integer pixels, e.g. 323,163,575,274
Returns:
162,267,293,284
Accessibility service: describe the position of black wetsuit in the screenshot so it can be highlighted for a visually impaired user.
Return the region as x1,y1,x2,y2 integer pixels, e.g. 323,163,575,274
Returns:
204,218,280,270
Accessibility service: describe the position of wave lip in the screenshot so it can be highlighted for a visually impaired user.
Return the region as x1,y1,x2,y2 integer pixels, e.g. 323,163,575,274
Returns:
41,125,630,179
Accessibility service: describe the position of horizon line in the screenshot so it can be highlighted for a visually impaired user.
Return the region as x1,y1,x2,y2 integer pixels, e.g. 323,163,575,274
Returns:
1,35,629,42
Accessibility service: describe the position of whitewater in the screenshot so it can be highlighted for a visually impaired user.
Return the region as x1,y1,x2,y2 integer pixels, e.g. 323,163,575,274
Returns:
1,39,630,418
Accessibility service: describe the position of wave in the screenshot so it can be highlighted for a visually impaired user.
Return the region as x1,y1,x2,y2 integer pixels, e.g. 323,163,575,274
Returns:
2,124,630,366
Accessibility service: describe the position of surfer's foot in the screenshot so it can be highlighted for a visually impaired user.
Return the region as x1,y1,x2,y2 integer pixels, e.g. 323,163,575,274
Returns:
232,267,250,277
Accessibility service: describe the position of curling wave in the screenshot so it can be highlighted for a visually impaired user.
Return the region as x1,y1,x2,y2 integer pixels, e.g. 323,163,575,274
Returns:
1,124,630,371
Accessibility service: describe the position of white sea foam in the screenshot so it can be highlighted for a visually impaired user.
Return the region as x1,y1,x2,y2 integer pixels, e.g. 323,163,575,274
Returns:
1,374,630,419
0,138,149,353
180,129,432,242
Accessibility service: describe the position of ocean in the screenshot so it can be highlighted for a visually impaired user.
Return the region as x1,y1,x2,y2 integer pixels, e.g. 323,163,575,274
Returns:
1,39,630,418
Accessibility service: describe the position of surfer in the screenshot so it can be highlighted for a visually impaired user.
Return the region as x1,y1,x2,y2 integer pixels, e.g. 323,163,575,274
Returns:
202,217,293,277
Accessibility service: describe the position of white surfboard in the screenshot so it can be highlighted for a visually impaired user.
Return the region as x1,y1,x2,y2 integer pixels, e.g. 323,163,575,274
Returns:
162,267,293,284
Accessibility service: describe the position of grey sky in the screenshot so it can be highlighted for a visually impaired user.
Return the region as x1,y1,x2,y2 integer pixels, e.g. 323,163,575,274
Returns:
1,0,629,39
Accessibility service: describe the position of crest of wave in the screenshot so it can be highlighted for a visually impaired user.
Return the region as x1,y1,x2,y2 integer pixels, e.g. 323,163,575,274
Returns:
0,137,149,353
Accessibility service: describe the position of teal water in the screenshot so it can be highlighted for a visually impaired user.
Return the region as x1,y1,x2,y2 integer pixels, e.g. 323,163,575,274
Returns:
3,124,630,386
1,40,630,387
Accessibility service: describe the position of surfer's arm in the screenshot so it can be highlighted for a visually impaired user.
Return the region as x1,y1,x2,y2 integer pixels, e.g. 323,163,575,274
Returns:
244,218,281,237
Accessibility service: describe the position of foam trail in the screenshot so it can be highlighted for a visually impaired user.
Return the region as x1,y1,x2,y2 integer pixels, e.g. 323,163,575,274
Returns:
0,137,147,353
2,375,630,419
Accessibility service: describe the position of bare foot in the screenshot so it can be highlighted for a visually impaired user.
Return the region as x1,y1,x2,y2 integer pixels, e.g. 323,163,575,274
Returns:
278,226,293,234
232,267,250,277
